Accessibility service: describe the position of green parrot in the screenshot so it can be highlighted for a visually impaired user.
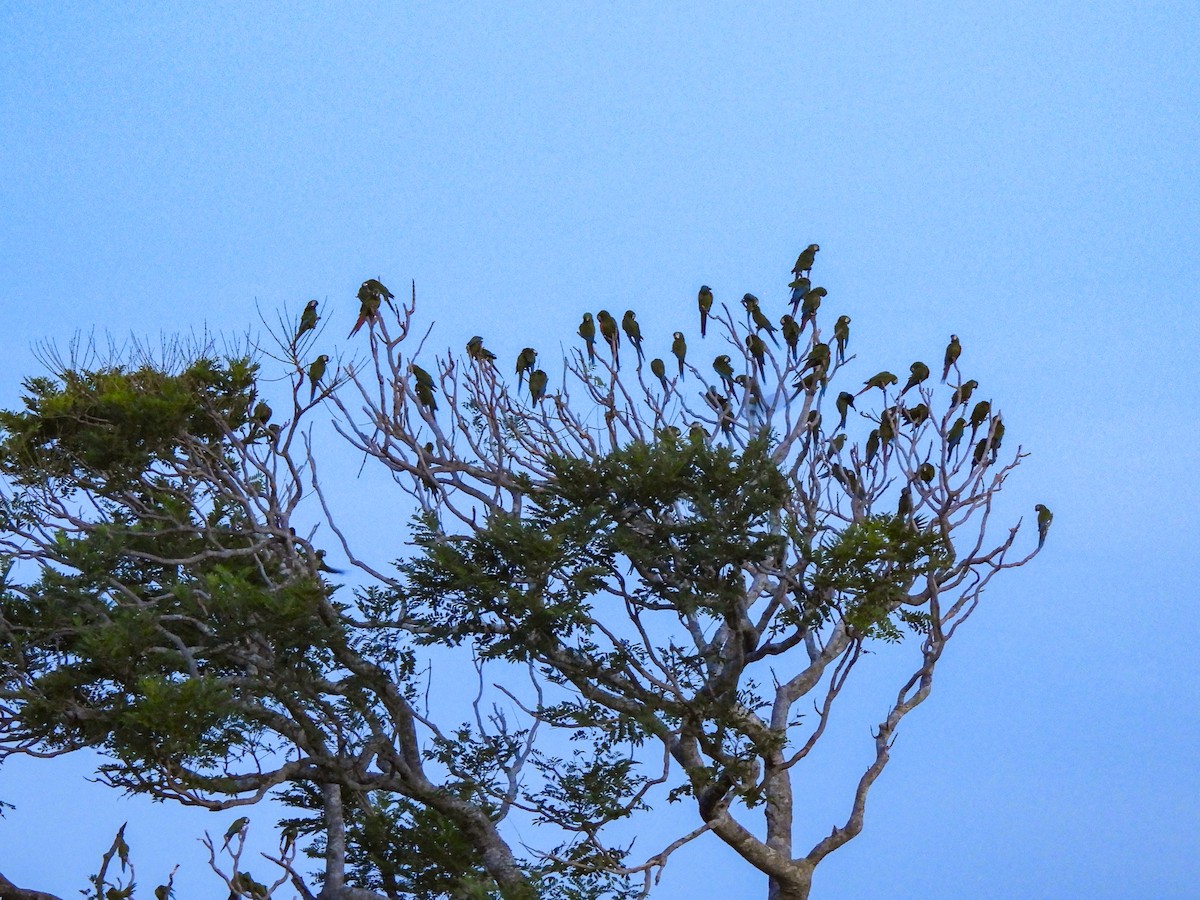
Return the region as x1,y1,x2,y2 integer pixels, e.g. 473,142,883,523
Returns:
410,364,435,389
252,400,272,425
917,461,936,483
788,276,810,315
650,357,669,391
952,379,979,407
414,380,438,412
828,433,846,454
942,334,962,382
597,309,620,365
349,279,393,337
223,816,251,848
745,333,767,374
363,278,396,317
698,285,713,337
780,314,801,358
622,310,644,361
315,549,344,574
736,373,764,413
969,399,991,438
466,335,497,364
802,342,830,375
1035,503,1053,548
528,368,548,404
793,243,819,277
878,408,896,445
794,372,820,395
902,403,930,427
671,332,687,377
307,354,330,400
515,347,537,388
835,391,855,430
860,370,898,396
799,287,827,332
901,361,930,396
743,294,779,344
897,485,913,518
972,438,989,468
829,463,858,495
414,441,439,493
704,387,734,437
578,313,597,363
947,416,966,454
296,299,319,342
865,428,881,464
833,315,851,361
987,416,1005,461
713,354,736,393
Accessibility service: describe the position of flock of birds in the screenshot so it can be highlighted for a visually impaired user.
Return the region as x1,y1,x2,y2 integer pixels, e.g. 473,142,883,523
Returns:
283,246,1051,549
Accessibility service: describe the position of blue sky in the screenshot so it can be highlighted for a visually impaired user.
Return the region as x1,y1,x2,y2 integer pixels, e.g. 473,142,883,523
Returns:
2,3,1198,897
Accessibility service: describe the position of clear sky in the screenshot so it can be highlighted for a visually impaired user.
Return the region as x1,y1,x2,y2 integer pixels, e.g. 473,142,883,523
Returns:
2,3,1198,898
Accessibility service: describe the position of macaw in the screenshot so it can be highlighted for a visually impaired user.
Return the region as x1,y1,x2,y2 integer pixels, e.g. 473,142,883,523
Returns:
415,441,439,493
947,416,966,454
803,341,830,375
307,354,330,400
578,313,597,363
969,399,991,438
528,368,548,404
410,364,435,389
414,380,438,412
987,416,1005,461
650,357,669,391
361,278,395,312
1035,504,1053,548
698,285,713,337
734,373,764,407
622,310,644,361
781,314,801,359
942,334,962,382
743,294,779,344
829,462,858,495
296,300,319,342
515,347,537,388
793,243,819,277
799,287,827,332
836,391,855,430
597,309,620,365
901,361,930,396
349,279,393,337
704,387,734,436
788,277,811,315
745,333,767,374
466,335,497,364
833,315,851,361
671,332,687,377
865,428,881,464
223,817,251,849
952,379,979,407
860,370,898,396
972,438,988,468
878,408,896,445
713,354,736,393
903,403,930,427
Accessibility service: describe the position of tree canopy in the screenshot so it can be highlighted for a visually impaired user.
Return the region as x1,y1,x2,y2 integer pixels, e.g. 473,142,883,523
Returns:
0,250,1047,900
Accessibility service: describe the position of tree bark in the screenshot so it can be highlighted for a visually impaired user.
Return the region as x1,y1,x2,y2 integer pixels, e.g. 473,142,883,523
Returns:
0,873,65,900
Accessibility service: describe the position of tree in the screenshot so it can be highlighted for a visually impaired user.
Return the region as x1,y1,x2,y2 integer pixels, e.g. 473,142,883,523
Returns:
0,252,1047,899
